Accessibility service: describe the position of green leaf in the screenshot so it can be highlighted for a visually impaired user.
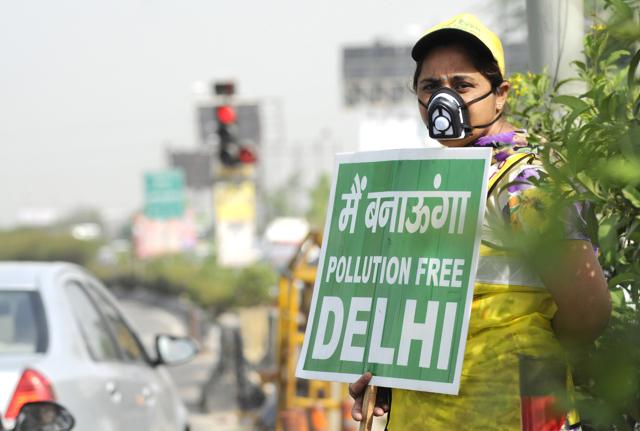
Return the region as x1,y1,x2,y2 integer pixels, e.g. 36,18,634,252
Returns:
553,77,582,93
622,186,640,208
572,60,587,73
584,199,600,244
610,287,626,307
552,95,590,113
599,213,620,264
606,0,633,20
608,272,637,289
600,158,640,185
629,49,640,91
604,49,630,67
577,171,604,199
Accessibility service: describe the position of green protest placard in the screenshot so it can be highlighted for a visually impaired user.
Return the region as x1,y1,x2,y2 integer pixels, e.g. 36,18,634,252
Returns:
296,147,491,395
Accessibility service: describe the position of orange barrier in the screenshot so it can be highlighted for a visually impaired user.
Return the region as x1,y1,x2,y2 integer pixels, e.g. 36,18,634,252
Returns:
279,408,309,431
309,404,328,431
341,399,358,431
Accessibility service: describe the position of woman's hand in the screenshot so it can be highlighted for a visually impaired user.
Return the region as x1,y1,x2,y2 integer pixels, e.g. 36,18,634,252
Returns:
348,372,390,421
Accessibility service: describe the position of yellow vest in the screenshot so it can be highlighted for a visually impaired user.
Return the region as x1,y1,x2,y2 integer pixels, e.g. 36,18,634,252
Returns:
389,153,566,430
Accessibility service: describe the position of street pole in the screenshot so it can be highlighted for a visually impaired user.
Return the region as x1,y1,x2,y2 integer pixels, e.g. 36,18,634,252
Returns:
526,0,585,94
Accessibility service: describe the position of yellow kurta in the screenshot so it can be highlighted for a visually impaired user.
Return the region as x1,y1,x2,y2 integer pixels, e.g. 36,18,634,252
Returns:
389,150,566,430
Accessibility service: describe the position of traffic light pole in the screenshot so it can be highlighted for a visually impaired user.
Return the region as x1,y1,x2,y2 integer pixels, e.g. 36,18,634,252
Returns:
208,82,260,267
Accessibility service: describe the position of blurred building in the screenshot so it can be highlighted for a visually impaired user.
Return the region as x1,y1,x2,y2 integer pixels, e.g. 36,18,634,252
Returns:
167,149,214,239
342,42,431,151
168,149,213,190
343,43,415,108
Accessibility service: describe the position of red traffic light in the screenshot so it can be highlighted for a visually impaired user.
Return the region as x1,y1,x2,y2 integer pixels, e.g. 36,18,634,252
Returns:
216,106,236,125
239,148,256,164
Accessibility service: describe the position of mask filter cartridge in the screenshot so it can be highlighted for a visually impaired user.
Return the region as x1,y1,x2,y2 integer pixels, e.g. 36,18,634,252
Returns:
418,87,501,141
427,88,470,140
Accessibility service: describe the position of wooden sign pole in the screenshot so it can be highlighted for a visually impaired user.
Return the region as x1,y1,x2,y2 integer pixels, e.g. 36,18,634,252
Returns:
358,385,378,431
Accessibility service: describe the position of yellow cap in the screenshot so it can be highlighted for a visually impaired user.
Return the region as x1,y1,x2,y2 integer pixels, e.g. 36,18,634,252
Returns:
411,13,506,77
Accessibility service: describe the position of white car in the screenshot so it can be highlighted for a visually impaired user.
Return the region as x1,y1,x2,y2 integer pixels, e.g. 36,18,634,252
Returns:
0,262,197,431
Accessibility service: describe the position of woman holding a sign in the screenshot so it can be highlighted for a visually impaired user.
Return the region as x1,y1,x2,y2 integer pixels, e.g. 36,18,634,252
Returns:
349,13,611,430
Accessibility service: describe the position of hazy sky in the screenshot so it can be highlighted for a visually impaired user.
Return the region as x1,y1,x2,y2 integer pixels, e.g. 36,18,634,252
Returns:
1,0,493,227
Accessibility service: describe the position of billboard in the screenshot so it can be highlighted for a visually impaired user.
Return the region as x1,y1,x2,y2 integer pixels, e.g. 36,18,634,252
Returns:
133,211,197,259
214,181,258,266
144,169,186,220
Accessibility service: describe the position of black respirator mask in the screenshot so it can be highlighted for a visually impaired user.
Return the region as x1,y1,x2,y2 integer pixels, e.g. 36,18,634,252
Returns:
418,87,502,141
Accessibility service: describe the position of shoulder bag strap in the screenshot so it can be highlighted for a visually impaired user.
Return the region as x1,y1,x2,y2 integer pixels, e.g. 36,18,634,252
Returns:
481,152,536,250
487,152,536,198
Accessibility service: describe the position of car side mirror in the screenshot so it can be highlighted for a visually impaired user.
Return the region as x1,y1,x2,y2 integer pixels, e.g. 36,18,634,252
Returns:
154,334,199,366
14,401,75,431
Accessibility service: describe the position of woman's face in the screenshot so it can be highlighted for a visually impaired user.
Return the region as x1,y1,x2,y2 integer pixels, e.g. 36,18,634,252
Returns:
416,44,508,147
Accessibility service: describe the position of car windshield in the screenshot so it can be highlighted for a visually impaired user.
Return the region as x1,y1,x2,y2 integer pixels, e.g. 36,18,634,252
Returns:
0,291,48,354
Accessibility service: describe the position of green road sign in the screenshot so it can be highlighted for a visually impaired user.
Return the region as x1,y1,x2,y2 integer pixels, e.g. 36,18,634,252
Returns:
296,147,491,395
144,170,186,220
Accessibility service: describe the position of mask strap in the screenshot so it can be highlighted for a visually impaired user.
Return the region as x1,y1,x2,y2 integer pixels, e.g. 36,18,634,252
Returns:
469,87,504,128
465,88,494,106
471,111,503,129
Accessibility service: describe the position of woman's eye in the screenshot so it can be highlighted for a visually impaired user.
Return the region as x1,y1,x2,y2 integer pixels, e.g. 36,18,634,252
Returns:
455,82,472,91
422,83,439,92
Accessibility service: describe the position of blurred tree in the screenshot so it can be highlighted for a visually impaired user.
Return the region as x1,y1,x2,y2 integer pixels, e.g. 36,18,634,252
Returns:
0,222,275,313
232,263,277,307
306,173,331,229
507,0,640,428
265,171,304,219
0,228,101,265
98,254,276,315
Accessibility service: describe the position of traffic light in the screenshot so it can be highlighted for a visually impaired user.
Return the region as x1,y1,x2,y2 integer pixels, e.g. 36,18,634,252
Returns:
216,105,256,166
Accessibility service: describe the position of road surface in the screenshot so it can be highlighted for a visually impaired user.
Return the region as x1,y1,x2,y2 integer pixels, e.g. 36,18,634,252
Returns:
120,299,254,431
